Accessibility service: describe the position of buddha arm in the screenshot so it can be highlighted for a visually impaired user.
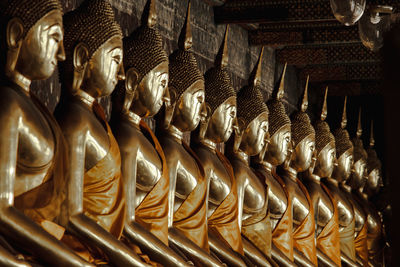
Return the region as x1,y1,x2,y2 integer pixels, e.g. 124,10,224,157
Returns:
0,242,30,267
120,148,190,267
64,129,148,267
293,248,316,267
168,227,224,267
241,236,274,267
316,248,339,267
208,232,247,267
0,109,92,267
340,253,360,267
271,243,297,267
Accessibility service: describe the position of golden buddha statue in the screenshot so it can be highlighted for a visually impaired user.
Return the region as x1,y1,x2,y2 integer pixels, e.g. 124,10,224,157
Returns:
157,2,224,266
361,122,384,266
301,87,341,267
251,64,296,267
110,0,189,266
189,25,252,267
224,47,277,267
323,97,360,267
0,0,93,265
276,78,317,267
344,108,369,267
55,0,147,265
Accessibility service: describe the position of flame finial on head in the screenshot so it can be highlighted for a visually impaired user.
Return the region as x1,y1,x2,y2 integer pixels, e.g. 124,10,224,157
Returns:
249,47,264,87
370,120,375,148
341,96,348,129
300,75,309,112
141,0,157,28
215,25,229,68
321,86,328,121
357,107,363,138
272,63,287,100
178,0,192,51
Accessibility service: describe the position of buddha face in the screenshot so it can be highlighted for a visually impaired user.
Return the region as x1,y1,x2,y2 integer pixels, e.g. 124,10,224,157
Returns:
171,79,205,132
333,149,354,182
351,158,367,189
314,142,336,178
205,96,236,143
239,112,269,156
130,61,169,117
264,124,291,166
15,10,65,80
82,36,124,98
366,168,382,195
291,134,315,172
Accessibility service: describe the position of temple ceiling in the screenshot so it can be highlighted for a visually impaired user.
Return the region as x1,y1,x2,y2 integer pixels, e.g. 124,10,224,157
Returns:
213,0,399,95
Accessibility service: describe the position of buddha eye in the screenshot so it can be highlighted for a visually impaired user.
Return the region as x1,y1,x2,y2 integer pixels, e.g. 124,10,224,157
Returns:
113,55,121,65
197,95,204,103
285,136,290,142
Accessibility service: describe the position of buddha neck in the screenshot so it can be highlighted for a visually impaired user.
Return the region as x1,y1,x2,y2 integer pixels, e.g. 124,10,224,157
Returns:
327,177,339,187
308,172,321,184
285,166,298,182
340,182,352,193
7,71,31,94
199,137,217,153
259,160,273,173
74,90,96,109
123,110,141,130
165,125,184,144
233,149,249,165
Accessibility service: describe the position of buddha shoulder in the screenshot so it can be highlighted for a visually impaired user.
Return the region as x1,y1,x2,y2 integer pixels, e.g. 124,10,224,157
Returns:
0,84,54,166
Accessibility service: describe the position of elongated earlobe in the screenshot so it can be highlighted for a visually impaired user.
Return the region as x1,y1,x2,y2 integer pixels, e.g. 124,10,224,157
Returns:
123,68,139,113
72,42,89,93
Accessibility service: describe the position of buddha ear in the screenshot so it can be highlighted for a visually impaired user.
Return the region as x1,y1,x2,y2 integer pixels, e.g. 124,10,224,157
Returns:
5,18,24,74
123,68,139,113
72,42,89,93
164,86,177,129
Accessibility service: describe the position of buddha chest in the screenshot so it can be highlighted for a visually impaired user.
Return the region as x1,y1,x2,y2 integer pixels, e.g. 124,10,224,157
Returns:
3,85,55,196
325,180,354,229
304,179,334,235
194,146,231,218
256,166,287,229
282,175,310,228
231,159,266,221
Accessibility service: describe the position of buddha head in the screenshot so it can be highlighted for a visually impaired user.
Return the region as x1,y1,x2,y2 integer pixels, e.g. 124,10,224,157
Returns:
313,87,336,178
263,64,291,166
199,26,236,144
290,76,316,172
60,0,124,98
114,0,169,118
365,121,383,196
348,108,368,189
0,0,65,82
332,96,354,182
235,48,269,157
166,2,205,132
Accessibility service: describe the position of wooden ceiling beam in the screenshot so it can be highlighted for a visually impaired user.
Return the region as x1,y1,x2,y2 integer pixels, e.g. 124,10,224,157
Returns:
276,43,379,65
249,22,359,46
214,0,399,24
298,63,381,82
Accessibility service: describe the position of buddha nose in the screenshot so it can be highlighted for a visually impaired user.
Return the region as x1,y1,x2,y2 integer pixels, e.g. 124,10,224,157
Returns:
117,65,125,81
